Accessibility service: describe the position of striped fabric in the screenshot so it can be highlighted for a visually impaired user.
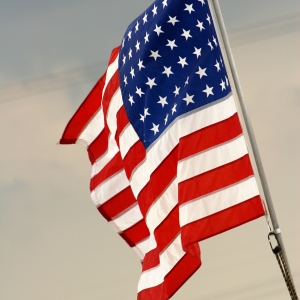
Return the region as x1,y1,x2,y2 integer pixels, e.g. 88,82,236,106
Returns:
60,48,264,299
60,1,265,299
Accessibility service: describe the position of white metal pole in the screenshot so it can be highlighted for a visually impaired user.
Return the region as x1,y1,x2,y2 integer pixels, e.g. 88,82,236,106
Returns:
209,0,295,284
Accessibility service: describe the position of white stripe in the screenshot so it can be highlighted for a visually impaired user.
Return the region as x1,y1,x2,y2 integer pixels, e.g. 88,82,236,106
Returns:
177,95,237,138
138,265,164,292
93,170,129,205
91,133,119,177
131,95,237,198
133,237,150,260
90,190,100,207
178,135,248,182
103,54,119,97
144,179,178,252
160,234,185,274
119,124,140,159
109,203,143,233
144,233,158,254
106,88,123,137
180,176,260,227
131,246,144,262
137,234,185,292
78,107,104,146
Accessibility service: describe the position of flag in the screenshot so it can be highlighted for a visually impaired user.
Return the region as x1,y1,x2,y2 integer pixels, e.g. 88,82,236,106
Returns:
59,0,265,299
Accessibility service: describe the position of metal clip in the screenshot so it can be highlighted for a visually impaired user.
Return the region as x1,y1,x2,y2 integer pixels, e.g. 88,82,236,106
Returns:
268,231,282,254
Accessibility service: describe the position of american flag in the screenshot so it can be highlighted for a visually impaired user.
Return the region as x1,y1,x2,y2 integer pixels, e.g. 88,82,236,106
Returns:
60,0,265,299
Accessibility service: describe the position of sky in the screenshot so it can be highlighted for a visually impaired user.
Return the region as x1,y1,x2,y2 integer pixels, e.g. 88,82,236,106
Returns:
1,0,299,299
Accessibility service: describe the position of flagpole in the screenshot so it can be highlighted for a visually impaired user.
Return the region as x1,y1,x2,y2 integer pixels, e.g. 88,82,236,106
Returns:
209,0,295,284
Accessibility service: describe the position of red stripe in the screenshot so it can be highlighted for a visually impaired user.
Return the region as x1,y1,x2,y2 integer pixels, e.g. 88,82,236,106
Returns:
59,73,106,144
142,204,201,271
153,206,179,253
102,71,120,120
163,246,200,299
142,248,160,271
115,106,130,147
181,196,264,247
138,251,201,300
107,46,120,66
138,146,178,216
87,126,110,164
178,155,254,205
90,153,123,191
136,149,181,272
120,219,150,247
178,113,242,160
142,197,202,271
123,140,146,179
132,114,243,216
142,206,180,272
97,187,137,220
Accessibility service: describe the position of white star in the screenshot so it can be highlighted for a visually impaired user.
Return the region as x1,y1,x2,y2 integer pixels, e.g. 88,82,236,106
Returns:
128,31,132,40
136,87,145,97
162,66,174,77
206,14,211,25
143,13,148,24
196,20,205,31
151,123,160,135
130,67,135,78
144,108,151,117
144,32,149,43
152,5,158,16
185,76,189,86
195,66,207,78
162,0,168,8
208,39,214,50
135,40,140,52
181,29,192,40
140,114,145,122
135,21,139,32
121,38,125,48
137,59,145,71
157,96,168,107
225,76,229,86
184,4,195,14
215,60,221,71
146,77,157,89
164,114,169,125
154,24,164,36
183,93,195,105
168,16,179,26
178,56,188,68
122,54,126,65
128,48,133,59
220,56,224,66
172,103,177,115
150,50,161,60
123,75,128,85
198,0,205,5
166,39,177,50
128,94,134,105
173,86,180,96
203,85,214,97
212,36,218,46
193,47,202,58
220,79,226,91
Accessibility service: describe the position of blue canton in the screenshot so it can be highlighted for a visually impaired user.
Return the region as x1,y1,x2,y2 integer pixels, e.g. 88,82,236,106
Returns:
119,0,231,149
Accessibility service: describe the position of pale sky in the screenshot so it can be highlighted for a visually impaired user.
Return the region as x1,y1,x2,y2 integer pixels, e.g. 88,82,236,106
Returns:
1,1,299,299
